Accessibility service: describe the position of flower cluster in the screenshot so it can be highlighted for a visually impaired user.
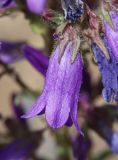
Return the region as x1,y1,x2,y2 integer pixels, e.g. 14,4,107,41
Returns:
1,1,118,159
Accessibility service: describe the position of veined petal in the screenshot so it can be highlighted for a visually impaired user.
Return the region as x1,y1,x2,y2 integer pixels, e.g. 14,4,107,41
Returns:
110,11,118,31
46,43,72,128
46,93,71,128
46,42,83,129
69,52,83,133
22,43,60,119
104,21,118,61
21,91,47,118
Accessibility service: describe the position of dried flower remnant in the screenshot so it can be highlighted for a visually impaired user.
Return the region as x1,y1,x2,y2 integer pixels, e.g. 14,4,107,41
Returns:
83,7,110,59
61,0,84,21
22,40,83,133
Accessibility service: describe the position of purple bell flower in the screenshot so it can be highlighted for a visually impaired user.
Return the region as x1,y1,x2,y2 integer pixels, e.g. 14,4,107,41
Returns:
92,37,118,102
72,134,91,160
0,139,33,160
22,42,83,133
110,132,118,154
26,0,47,15
0,41,49,76
0,41,23,64
0,0,16,10
104,11,118,61
22,45,49,76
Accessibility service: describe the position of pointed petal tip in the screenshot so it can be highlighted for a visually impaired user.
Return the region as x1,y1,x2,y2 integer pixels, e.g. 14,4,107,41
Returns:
21,114,34,119
80,130,84,136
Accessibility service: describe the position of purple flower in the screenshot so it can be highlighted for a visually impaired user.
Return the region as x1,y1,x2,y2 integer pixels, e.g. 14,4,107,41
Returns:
104,11,118,61
72,134,91,160
22,45,49,76
0,0,16,10
110,132,118,154
0,41,49,76
0,139,33,160
22,42,83,133
110,11,118,30
0,41,23,64
92,38,118,102
26,0,47,15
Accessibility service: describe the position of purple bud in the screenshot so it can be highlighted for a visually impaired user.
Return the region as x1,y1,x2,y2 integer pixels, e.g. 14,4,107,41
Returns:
0,0,16,10
110,11,118,31
22,45,49,76
72,134,91,160
26,0,47,15
0,41,23,64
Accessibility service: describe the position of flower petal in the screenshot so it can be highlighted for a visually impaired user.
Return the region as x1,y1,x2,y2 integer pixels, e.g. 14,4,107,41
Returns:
110,11,118,31
104,21,118,61
45,43,72,128
69,52,83,133
65,114,73,127
46,42,83,129
22,43,60,119
21,91,46,118
71,99,83,135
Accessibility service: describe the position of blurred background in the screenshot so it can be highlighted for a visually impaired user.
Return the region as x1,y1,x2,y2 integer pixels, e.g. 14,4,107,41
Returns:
0,2,118,160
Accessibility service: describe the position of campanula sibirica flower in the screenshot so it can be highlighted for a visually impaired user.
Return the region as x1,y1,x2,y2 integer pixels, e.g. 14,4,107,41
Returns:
22,42,83,133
